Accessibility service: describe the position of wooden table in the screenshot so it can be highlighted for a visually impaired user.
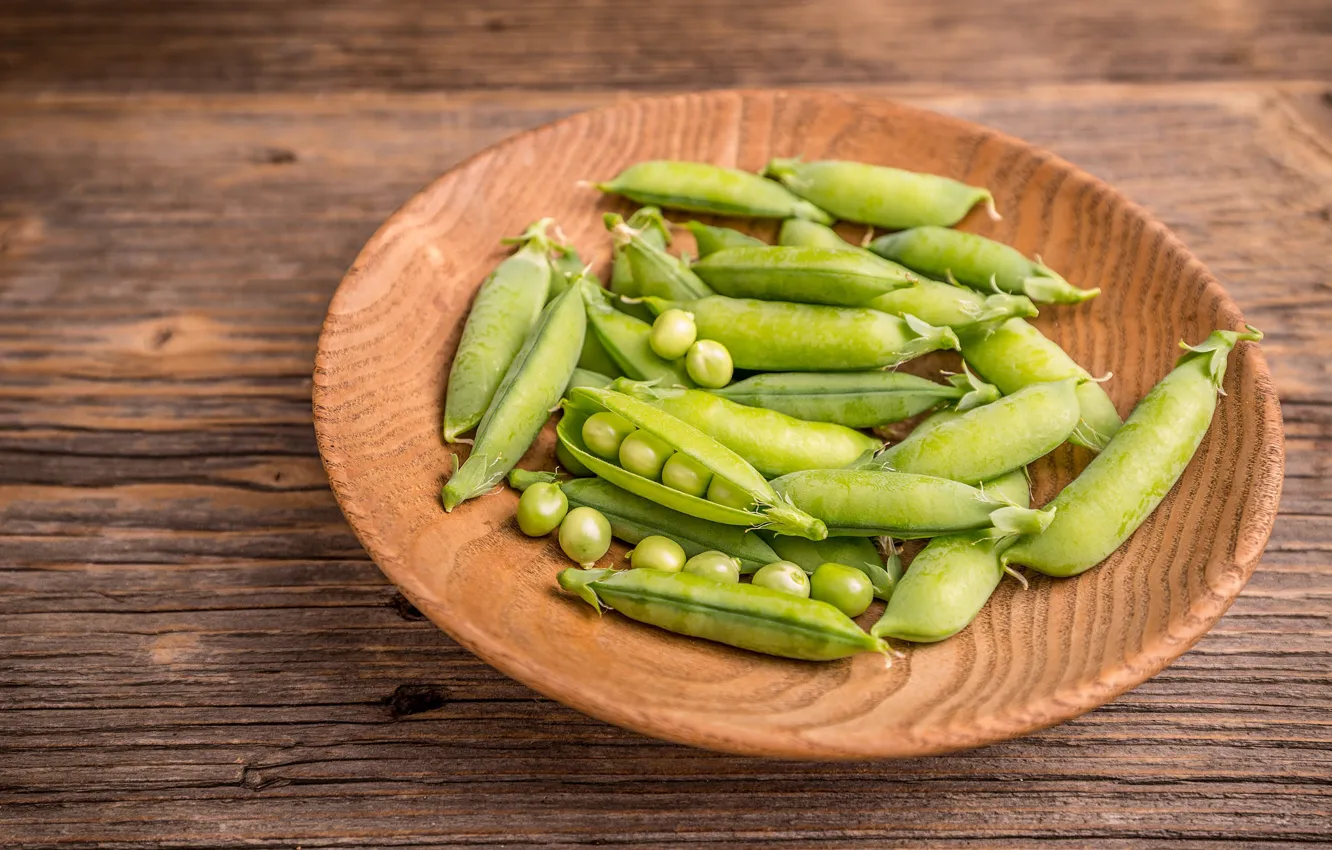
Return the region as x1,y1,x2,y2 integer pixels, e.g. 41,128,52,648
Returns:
3,2,1330,846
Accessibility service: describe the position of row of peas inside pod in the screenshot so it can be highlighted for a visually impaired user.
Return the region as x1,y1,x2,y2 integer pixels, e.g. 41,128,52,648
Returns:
438,158,1263,663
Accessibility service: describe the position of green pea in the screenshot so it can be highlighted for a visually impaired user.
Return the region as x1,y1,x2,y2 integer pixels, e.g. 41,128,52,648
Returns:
685,339,734,389
444,275,586,511
646,295,959,372
691,245,917,307
751,561,811,598
582,279,693,387
629,535,687,573
559,506,612,567
649,309,698,360
870,226,1098,305
596,160,833,223
683,550,742,584
706,475,755,512
558,567,888,661
443,219,559,442
1005,327,1262,577
516,482,569,537
582,411,636,460
661,451,713,498
685,221,766,258
764,534,896,601
618,430,674,480
765,158,994,230
810,563,874,618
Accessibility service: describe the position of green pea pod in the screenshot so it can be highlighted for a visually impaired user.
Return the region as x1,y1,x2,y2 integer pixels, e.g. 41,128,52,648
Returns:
1005,326,1263,577
582,278,693,387
958,318,1122,451
643,295,959,372
686,221,765,257
609,207,671,297
711,369,998,428
596,160,833,224
565,368,615,396
611,378,880,478
548,245,583,303
443,279,586,511
765,534,897,601
770,468,1053,539
560,387,827,540
606,213,713,302
870,226,1098,305
867,379,1081,484
558,567,887,661
691,245,917,307
443,219,560,442
577,330,624,378
765,158,995,229
778,217,860,250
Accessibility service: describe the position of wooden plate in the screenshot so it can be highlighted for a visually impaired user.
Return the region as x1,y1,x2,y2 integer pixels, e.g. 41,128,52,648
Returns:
313,90,1283,759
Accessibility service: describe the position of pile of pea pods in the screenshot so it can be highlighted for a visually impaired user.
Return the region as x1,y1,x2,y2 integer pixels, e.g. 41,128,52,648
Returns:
441,158,1263,663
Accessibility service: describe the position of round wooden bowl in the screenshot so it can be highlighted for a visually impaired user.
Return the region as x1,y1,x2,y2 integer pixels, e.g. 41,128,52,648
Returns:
313,90,1283,759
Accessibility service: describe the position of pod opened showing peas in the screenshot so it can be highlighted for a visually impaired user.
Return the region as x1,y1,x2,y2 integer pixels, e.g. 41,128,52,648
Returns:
434,157,1262,664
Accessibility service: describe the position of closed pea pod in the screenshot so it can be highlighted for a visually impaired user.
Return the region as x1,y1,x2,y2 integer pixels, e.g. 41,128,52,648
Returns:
443,219,561,442
582,278,693,387
691,245,917,307
870,226,1098,305
765,158,995,229
443,279,586,511
596,160,833,223
958,317,1122,451
644,295,959,372
686,221,765,258
607,214,713,302
1005,327,1262,577
558,567,888,661
609,207,671,299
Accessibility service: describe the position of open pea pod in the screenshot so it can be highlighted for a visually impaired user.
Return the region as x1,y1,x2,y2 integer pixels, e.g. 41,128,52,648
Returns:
581,278,692,387
559,387,827,540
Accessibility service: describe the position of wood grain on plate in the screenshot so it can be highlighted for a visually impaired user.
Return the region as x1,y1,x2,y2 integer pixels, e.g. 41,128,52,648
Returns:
311,90,1282,759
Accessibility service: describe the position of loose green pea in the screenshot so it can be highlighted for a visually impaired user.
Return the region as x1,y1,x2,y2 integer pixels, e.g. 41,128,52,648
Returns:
629,535,687,573
650,309,698,360
661,451,713,498
707,475,755,512
619,430,675,480
686,339,733,388
582,278,694,387
596,160,834,223
764,534,897,601
810,563,874,618
684,550,742,584
582,411,636,460
516,482,569,537
685,221,766,257
559,506,612,567
751,561,811,598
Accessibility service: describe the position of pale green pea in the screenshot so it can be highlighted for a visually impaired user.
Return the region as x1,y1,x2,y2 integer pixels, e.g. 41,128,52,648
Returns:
582,278,693,387
764,534,897,601
559,506,613,567
581,411,636,460
751,561,811,598
650,309,697,360
706,475,756,512
629,535,687,573
684,550,743,584
765,158,995,229
597,160,834,223
686,221,766,257
685,339,733,389
618,430,675,480
516,482,568,537
810,563,874,618
661,452,713,498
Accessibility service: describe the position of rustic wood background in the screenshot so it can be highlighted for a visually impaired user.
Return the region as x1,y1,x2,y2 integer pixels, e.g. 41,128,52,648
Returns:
2,1,1329,846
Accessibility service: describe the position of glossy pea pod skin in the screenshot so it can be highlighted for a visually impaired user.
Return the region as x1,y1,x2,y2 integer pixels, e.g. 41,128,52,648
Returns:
611,378,880,478
1005,327,1262,578
692,245,917,307
686,221,765,258
565,368,615,396
596,160,834,224
560,387,827,540
607,213,713,303
711,370,999,429
765,158,995,229
443,280,586,511
770,468,1053,539
558,568,888,661
870,226,1098,305
609,207,671,297
644,295,959,372
958,318,1122,452
867,378,1082,485
765,534,899,601
582,278,693,387
443,219,560,442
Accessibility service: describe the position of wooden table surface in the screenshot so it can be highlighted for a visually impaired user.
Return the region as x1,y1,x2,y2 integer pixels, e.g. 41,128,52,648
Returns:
2,2,1330,846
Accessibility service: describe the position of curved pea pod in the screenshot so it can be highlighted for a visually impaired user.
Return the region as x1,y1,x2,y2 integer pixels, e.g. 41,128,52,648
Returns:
611,378,880,478
867,379,1082,484
595,160,833,223
765,158,995,229
560,386,828,540
443,219,559,442
958,318,1121,451
558,568,887,661
712,369,998,428
765,534,898,601
686,221,765,257
443,279,586,511
565,368,615,396
1005,327,1263,578
582,279,692,387
770,468,1053,539
643,295,959,372
870,226,1098,305
691,245,917,307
